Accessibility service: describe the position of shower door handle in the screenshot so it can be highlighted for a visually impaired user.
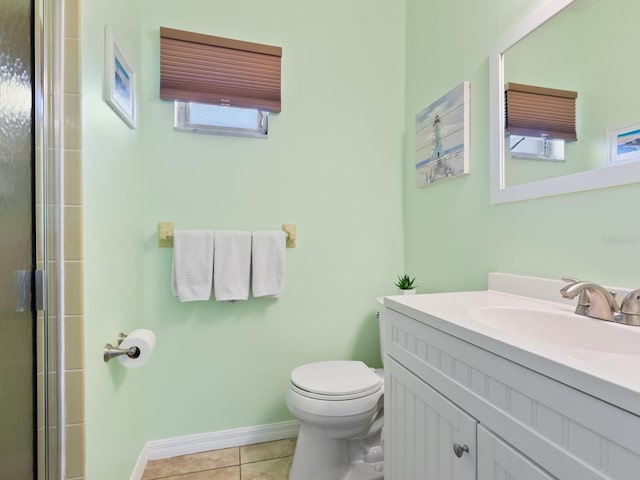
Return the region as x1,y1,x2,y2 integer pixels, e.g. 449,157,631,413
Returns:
15,270,31,312
15,269,44,312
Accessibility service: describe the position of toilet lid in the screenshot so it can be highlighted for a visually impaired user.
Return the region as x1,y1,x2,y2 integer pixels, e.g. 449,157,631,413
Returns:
291,361,382,397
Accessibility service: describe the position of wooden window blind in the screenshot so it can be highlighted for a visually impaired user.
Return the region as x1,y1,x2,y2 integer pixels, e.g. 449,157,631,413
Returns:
160,27,282,113
505,83,577,141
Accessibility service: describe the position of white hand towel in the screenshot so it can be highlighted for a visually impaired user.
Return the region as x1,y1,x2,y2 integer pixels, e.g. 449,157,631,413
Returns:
214,231,252,301
172,230,215,302
251,231,286,298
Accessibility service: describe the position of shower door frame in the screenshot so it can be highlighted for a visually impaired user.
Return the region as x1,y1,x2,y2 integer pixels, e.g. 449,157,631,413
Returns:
35,0,67,477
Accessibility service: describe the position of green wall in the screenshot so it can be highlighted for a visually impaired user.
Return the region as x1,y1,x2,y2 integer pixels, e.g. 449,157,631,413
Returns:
138,0,405,441
83,1,405,475
403,0,640,295
82,1,147,478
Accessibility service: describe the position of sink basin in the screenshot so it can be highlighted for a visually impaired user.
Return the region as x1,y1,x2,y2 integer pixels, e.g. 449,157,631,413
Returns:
469,306,640,355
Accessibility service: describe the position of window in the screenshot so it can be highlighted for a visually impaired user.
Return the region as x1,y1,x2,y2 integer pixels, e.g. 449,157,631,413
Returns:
175,102,268,138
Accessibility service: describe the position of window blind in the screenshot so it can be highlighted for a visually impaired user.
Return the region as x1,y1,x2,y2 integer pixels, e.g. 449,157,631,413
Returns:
160,27,282,113
505,83,577,141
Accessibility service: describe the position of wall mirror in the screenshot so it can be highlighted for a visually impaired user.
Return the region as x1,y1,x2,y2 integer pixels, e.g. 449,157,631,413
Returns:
490,0,640,204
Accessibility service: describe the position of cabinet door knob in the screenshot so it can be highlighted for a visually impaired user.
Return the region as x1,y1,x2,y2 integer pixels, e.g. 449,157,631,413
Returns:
453,443,469,458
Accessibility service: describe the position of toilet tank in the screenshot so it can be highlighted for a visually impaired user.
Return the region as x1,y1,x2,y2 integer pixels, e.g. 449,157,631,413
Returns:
377,297,386,368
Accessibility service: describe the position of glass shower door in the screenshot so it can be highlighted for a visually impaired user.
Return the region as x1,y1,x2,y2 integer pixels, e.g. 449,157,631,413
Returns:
0,0,36,478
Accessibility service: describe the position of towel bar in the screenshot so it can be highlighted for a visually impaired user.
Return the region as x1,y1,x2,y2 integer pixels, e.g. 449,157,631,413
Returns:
157,222,296,248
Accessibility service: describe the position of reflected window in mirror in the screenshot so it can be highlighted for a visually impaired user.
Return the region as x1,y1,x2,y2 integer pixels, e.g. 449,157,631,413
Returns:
510,136,565,162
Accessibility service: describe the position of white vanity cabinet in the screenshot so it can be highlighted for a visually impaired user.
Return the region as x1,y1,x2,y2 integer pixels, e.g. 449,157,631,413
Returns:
386,357,476,479
384,305,640,480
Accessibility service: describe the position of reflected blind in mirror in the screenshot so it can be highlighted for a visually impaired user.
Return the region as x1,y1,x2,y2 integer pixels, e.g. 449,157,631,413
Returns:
505,83,577,141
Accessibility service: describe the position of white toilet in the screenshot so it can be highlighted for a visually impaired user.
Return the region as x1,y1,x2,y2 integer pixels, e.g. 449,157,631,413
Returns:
286,303,386,480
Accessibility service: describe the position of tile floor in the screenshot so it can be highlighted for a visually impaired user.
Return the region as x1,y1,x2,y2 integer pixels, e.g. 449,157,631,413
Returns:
142,438,296,480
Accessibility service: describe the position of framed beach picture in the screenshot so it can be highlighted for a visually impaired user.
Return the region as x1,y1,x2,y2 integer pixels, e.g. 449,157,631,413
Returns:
415,81,470,187
104,26,137,129
608,122,640,165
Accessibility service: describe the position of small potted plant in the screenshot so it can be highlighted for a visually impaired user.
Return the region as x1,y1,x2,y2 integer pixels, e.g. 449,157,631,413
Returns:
395,274,417,295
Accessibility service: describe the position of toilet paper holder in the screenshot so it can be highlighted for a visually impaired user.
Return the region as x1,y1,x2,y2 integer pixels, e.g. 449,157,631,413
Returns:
103,332,141,363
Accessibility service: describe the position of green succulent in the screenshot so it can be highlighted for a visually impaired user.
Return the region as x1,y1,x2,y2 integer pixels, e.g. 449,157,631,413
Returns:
394,274,417,290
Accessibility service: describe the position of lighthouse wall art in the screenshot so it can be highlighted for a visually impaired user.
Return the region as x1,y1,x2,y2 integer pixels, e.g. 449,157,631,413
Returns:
415,81,470,187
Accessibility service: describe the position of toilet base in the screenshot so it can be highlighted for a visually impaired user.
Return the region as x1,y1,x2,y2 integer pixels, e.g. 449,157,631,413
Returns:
289,423,384,480
342,460,384,480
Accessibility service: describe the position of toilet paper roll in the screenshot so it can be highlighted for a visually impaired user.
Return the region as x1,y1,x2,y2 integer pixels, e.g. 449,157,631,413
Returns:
118,329,156,368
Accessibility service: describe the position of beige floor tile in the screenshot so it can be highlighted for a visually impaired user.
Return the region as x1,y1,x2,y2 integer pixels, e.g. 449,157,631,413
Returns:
160,465,240,480
240,457,293,480
143,448,239,479
240,438,297,464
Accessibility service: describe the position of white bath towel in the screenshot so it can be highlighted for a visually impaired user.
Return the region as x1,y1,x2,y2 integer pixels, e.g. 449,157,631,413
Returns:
172,230,215,302
214,231,252,301
251,231,286,298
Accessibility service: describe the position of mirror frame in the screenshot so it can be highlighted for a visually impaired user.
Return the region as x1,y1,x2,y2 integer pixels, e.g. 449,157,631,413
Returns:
489,0,640,204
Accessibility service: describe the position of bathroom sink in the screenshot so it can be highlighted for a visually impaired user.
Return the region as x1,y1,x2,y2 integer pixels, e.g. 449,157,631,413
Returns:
469,306,640,355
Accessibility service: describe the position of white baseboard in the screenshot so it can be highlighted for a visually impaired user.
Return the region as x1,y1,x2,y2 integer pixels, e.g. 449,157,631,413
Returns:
130,420,299,480
129,447,149,480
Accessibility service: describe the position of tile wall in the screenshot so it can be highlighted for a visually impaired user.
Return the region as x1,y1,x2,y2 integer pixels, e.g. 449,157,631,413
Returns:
62,0,85,476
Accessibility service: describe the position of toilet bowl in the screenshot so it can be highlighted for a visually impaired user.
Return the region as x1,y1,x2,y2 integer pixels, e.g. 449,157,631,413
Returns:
286,360,384,480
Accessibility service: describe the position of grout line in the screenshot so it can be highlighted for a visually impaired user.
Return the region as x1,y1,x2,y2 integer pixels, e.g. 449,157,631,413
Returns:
240,456,293,480
65,421,84,427
147,464,241,480
145,447,241,479
240,454,294,465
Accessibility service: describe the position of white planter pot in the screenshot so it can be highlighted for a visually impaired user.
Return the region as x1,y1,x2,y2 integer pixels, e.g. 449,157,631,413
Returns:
401,289,416,295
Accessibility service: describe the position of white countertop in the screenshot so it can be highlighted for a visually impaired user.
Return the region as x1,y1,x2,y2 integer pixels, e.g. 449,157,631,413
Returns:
384,273,640,417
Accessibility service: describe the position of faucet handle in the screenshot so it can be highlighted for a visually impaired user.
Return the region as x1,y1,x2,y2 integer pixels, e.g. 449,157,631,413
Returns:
621,289,640,315
561,277,581,284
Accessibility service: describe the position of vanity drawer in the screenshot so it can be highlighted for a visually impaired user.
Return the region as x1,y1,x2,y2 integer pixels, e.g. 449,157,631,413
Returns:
386,308,640,480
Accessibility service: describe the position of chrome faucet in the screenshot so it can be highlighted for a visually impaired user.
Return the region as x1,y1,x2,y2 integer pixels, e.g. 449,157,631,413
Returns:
560,278,640,326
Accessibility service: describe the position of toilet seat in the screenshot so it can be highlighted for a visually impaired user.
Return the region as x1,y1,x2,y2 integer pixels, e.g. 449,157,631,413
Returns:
290,361,383,401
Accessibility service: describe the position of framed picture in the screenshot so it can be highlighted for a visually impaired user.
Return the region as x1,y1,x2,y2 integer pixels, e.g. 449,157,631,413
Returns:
608,122,640,165
415,81,470,187
104,26,136,128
